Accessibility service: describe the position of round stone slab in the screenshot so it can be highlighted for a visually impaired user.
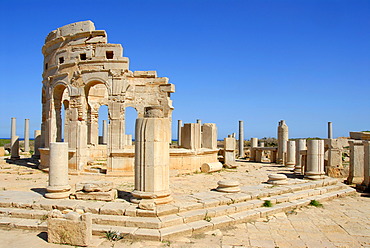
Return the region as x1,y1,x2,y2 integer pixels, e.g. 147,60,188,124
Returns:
268,174,288,180
217,180,240,188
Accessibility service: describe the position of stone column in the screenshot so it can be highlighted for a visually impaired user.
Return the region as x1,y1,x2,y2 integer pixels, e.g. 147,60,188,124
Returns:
347,140,364,184
328,122,333,139
10,118,20,160
102,120,108,145
286,140,296,167
362,141,370,189
238,121,244,158
294,139,306,174
45,142,71,199
201,123,217,149
224,137,237,168
132,106,172,205
33,130,42,158
304,140,325,180
24,119,30,152
250,138,258,161
277,120,289,164
177,120,182,147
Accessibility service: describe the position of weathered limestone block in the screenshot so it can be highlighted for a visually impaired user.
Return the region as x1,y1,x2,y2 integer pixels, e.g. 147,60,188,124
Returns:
250,138,258,161
47,209,92,247
74,181,116,201
216,180,240,193
181,123,201,150
46,142,71,199
286,140,296,167
304,140,325,180
132,106,172,205
347,140,364,184
76,181,113,192
202,123,217,150
10,135,20,160
201,162,223,173
294,139,306,175
224,137,237,168
33,130,42,158
277,120,289,164
361,141,370,189
267,174,288,185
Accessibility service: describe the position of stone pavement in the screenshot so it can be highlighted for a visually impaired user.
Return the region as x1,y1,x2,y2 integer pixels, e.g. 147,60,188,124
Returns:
0,194,369,248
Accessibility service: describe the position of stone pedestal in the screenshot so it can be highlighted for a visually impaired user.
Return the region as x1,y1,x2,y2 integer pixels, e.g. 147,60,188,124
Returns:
286,140,296,167
347,140,364,184
33,130,42,158
24,119,30,152
267,174,288,185
304,140,325,180
201,123,217,149
238,120,244,158
250,138,258,161
277,120,288,164
132,107,172,205
46,142,71,199
224,137,237,168
216,180,240,193
294,139,306,175
10,136,20,160
181,123,201,150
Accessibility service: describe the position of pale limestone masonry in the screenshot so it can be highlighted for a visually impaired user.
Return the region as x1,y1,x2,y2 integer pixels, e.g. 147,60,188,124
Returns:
328,121,333,139
201,123,217,150
102,120,107,145
216,180,240,193
47,209,92,246
10,118,20,160
277,120,288,164
304,140,325,180
132,107,172,205
324,138,349,178
177,120,182,146
73,181,117,201
33,130,42,158
24,119,30,152
294,139,306,175
250,137,258,161
40,21,174,174
201,162,223,173
362,140,370,190
267,173,288,185
238,120,244,158
286,140,296,167
45,142,71,199
224,136,237,168
181,123,201,150
347,140,364,184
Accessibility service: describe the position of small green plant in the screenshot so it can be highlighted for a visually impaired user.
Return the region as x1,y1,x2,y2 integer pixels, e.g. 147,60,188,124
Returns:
309,200,323,207
263,200,273,207
162,240,171,246
204,214,212,222
105,230,124,241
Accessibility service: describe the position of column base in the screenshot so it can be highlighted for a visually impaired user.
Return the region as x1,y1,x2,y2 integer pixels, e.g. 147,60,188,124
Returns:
285,162,295,167
131,190,172,205
304,171,325,180
294,166,302,175
45,191,71,199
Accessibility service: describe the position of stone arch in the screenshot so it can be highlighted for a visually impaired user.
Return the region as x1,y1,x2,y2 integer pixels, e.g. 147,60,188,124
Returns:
51,82,70,142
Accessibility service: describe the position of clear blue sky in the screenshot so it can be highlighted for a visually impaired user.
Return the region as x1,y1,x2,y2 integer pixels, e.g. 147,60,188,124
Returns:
0,0,369,140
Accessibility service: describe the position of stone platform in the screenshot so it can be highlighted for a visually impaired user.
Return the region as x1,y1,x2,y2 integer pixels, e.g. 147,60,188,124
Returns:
0,177,355,241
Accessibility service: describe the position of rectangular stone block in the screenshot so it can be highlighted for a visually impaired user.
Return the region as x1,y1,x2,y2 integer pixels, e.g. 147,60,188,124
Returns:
74,189,117,201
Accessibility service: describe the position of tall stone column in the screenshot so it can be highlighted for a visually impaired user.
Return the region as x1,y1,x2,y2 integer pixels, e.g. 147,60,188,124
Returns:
362,141,370,189
177,120,182,147
277,120,289,164
45,142,71,199
10,118,20,160
304,140,325,180
132,106,172,205
102,120,108,145
328,122,333,139
33,130,42,158
286,140,296,167
238,120,244,158
347,140,364,184
24,119,30,152
250,138,258,161
294,139,306,174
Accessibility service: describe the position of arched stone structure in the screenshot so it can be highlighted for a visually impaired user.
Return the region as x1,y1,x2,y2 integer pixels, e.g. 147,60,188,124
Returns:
40,21,175,174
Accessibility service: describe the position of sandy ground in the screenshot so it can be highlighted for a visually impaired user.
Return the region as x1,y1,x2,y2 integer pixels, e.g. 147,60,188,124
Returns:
0,156,369,248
